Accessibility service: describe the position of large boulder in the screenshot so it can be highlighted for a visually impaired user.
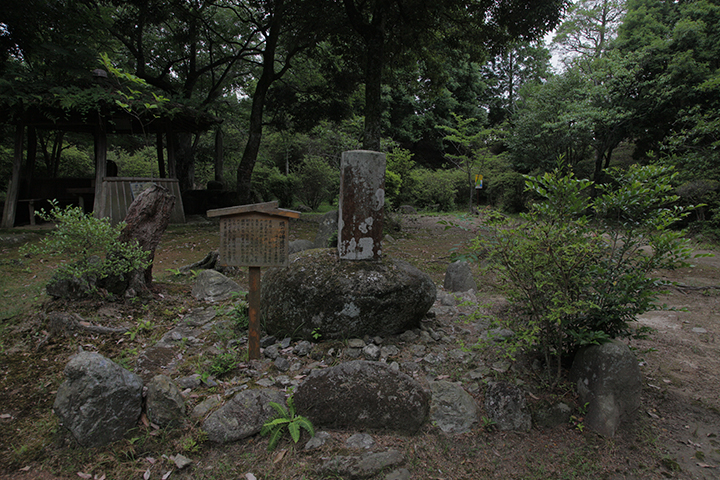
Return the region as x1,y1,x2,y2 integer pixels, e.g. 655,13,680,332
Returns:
293,360,429,434
261,249,436,341
202,389,285,443
53,351,143,447
570,340,642,437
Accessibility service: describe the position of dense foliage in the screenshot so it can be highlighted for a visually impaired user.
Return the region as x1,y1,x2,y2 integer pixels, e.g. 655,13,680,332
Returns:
20,201,149,291
480,164,696,382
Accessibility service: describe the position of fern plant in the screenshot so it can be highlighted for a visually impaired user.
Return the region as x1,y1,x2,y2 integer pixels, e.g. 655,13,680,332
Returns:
260,395,314,451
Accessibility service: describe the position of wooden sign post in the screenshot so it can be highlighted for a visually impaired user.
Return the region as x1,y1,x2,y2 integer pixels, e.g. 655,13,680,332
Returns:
207,201,300,359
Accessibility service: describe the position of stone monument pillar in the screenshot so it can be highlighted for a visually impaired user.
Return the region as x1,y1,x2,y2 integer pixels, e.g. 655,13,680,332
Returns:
338,150,386,260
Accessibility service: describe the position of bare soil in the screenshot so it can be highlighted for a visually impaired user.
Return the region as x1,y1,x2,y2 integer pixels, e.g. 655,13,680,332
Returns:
1,212,719,480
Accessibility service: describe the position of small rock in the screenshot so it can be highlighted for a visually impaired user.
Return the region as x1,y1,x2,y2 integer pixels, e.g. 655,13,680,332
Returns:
346,433,375,449
255,378,275,387
305,431,332,450
380,345,400,358
171,453,192,469
347,338,365,348
399,331,418,343
363,344,381,361
386,468,411,480
146,375,186,428
345,348,362,359
294,341,313,356
274,357,291,372
320,450,405,479
260,336,277,348
263,345,280,360
176,374,202,390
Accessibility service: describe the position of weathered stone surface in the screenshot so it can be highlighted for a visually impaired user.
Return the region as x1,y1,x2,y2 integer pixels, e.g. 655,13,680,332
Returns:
386,468,412,480
118,184,176,291
192,269,241,302
289,239,315,254
202,389,285,443
429,380,478,434
314,210,339,248
53,351,143,447
443,261,477,293
191,395,223,419
261,249,436,341
294,360,429,434
146,374,186,428
338,150,386,260
346,433,375,449
320,450,405,479
533,402,573,429
570,340,642,437
484,381,532,432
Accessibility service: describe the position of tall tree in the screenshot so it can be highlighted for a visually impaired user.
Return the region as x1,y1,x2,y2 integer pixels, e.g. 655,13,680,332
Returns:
616,0,720,169
552,0,626,68
338,0,569,150
482,41,552,125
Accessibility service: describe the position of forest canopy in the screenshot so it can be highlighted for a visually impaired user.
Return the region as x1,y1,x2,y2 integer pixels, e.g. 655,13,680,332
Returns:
2,0,719,232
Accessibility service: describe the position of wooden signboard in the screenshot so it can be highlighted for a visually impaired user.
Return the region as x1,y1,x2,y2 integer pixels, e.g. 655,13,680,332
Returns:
206,201,300,359
207,201,299,267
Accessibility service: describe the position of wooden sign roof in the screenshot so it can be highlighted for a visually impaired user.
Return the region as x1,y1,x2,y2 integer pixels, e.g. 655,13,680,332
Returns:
206,201,300,219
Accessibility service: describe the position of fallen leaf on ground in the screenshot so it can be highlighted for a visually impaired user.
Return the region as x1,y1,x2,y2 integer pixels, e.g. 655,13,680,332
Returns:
273,449,286,464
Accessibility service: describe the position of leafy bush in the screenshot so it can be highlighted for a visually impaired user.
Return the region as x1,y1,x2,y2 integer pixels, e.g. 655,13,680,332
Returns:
251,163,297,208
295,155,339,210
479,165,695,382
408,168,463,211
486,170,526,213
386,147,416,206
20,200,149,292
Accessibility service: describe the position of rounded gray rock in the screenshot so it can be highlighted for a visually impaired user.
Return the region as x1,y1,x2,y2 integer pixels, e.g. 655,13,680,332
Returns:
294,360,429,434
262,250,436,341
202,389,285,443
53,351,143,447
146,374,186,428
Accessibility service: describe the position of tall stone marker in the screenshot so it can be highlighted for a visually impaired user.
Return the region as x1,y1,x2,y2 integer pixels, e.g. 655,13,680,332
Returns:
338,150,386,261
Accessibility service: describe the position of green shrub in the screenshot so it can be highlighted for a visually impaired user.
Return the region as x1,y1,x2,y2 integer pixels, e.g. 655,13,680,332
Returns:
252,163,297,208
479,164,696,382
486,170,526,213
386,147,416,206
20,200,149,292
295,155,339,210
408,168,461,211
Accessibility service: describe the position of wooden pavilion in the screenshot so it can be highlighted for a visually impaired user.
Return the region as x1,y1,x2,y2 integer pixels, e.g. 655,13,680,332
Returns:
1,83,220,228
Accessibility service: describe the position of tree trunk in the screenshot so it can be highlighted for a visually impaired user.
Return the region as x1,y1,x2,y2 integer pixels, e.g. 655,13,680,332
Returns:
236,1,285,204
362,28,385,151
174,132,195,192
118,184,176,293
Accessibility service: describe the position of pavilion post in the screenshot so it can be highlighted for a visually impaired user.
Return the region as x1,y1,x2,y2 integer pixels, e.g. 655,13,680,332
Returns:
92,125,108,218
157,132,166,178
1,122,24,229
